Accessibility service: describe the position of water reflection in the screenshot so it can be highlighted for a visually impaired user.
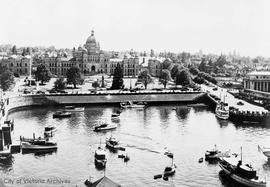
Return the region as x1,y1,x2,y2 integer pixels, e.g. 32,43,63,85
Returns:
0,156,13,172
218,170,246,187
21,149,57,157
175,106,190,120
263,159,270,171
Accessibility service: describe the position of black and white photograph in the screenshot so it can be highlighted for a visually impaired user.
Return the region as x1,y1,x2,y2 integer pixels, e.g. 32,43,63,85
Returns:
0,0,269,186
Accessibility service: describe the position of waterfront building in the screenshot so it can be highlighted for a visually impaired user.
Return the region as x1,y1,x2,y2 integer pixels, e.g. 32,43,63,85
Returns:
243,71,270,92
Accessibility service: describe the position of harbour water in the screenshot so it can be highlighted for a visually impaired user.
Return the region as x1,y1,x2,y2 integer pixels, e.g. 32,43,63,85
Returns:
2,104,270,186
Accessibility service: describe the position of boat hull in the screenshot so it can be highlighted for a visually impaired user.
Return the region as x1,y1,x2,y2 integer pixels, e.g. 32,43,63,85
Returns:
219,162,266,187
21,143,57,150
94,126,117,132
64,107,85,112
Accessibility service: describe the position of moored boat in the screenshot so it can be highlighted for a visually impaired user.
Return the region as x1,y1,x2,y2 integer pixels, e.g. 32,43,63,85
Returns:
44,126,56,137
218,147,266,187
215,102,229,120
163,164,176,177
53,111,72,118
106,137,120,151
95,146,107,168
94,123,117,132
64,106,85,112
205,145,230,161
111,113,120,118
21,140,57,150
120,101,146,108
258,145,270,158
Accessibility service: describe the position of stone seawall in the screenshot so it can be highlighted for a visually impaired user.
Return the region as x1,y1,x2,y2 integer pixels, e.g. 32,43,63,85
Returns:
6,91,207,112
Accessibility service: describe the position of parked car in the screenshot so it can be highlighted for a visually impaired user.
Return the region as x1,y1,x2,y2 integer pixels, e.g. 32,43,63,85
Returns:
36,90,45,95
49,89,57,94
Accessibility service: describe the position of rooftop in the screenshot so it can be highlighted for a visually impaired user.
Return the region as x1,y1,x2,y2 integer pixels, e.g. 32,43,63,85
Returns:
247,71,270,76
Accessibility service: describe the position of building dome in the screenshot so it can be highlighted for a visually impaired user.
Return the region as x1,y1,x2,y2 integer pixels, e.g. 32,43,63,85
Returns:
86,30,96,44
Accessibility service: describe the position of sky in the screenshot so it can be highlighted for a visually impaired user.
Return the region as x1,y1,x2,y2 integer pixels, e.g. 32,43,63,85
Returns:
0,0,270,57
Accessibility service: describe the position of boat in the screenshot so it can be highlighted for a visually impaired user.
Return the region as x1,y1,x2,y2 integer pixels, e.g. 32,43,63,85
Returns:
164,151,174,158
21,140,57,150
44,126,56,137
94,122,117,132
215,102,229,120
205,145,230,161
94,146,107,168
64,106,85,112
218,147,266,187
163,162,176,177
229,107,269,123
258,145,270,158
0,148,11,159
124,154,130,162
120,101,146,108
205,145,221,161
106,137,120,151
53,111,72,118
111,113,120,119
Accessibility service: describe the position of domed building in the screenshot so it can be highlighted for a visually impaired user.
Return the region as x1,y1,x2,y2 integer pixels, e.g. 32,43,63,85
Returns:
42,30,141,77
72,30,110,75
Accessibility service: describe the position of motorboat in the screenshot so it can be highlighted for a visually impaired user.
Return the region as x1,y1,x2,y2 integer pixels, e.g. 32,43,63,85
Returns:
120,101,146,108
163,164,176,177
205,145,230,161
164,151,174,158
21,140,57,150
205,145,221,161
64,106,85,112
215,102,229,120
53,111,72,118
94,122,117,132
106,137,120,151
258,145,270,158
44,126,56,137
219,157,266,187
95,146,107,168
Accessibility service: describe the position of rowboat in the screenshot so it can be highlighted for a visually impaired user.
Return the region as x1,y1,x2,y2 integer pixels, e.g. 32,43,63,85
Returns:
64,106,85,112
94,123,117,132
53,111,72,118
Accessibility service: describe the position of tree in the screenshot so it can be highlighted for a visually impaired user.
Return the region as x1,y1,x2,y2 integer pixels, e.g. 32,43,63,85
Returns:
0,65,14,91
11,45,17,55
54,78,66,90
162,59,172,70
198,58,206,72
193,75,205,84
138,69,153,89
171,64,183,80
22,48,26,56
189,66,199,75
159,69,171,88
175,69,192,86
101,75,105,88
111,63,124,89
34,64,51,85
66,66,83,89
92,81,100,89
